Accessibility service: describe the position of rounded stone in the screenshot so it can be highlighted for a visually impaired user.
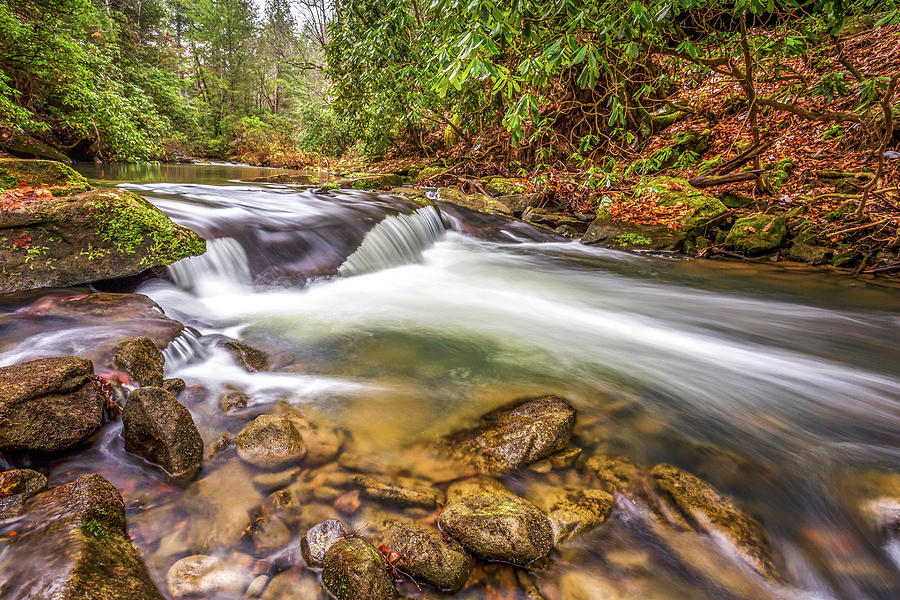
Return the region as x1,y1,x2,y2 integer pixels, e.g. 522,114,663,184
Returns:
237,415,307,470
438,491,553,566
321,536,395,600
301,519,348,568
167,554,250,599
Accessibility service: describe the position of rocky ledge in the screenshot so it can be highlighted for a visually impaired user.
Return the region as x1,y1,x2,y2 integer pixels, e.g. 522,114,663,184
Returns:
0,159,205,293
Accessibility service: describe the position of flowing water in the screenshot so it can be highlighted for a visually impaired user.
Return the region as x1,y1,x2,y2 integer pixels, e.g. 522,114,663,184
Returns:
2,163,900,599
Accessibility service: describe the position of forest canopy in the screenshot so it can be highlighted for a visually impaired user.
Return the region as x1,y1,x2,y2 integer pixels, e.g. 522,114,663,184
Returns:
1,0,899,168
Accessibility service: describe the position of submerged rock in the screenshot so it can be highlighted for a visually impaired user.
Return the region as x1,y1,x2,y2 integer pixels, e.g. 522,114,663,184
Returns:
438,491,553,566
849,470,900,540
321,536,396,600
237,414,308,469
0,474,163,600
0,185,205,294
167,554,251,599
301,519,349,568
446,395,576,473
383,521,474,591
0,356,105,452
582,177,727,251
122,387,203,476
114,336,165,387
183,460,264,551
277,402,345,465
650,464,778,579
725,214,787,255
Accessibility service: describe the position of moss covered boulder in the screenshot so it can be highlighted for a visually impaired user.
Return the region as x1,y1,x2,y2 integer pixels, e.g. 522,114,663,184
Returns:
0,186,206,293
0,474,164,600
724,214,786,255
438,491,553,566
321,536,396,600
583,177,727,251
0,129,72,163
651,464,778,579
0,158,89,195
445,394,576,474
383,521,474,591
0,357,106,452
122,387,204,476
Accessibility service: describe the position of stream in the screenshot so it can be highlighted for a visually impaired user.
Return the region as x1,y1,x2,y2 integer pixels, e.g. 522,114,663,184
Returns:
3,162,900,599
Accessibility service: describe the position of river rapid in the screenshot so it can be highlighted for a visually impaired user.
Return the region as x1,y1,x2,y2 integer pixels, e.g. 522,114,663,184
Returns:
3,162,900,599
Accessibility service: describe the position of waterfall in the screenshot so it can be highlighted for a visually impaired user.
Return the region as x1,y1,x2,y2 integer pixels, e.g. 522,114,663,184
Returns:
168,237,252,291
338,206,446,276
163,328,206,369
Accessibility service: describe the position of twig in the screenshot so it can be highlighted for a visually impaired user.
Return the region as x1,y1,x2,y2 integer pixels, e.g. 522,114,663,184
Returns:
827,218,891,237
856,73,900,219
864,261,900,274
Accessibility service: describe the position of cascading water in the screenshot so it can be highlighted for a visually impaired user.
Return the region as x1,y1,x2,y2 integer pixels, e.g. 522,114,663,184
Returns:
2,162,897,600
337,205,446,276
167,237,252,291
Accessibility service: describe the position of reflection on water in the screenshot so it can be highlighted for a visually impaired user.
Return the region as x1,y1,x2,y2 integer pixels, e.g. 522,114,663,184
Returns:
1,163,898,599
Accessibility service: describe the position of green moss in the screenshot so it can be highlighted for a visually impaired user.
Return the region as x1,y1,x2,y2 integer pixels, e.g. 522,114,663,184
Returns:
321,181,340,191
80,519,112,541
481,177,528,196
612,233,653,246
416,166,446,183
698,156,723,174
0,158,90,192
88,189,206,266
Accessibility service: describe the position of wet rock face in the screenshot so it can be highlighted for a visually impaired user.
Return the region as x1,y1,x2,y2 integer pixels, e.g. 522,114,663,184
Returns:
167,554,251,599
536,487,614,544
0,186,205,294
650,464,778,579
384,521,474,591
122,386,204,476
114,336,165,387
447,395,576,473
0,468,48,517
0,474,163,600
321,536,396,600
0,356,105,452
222,340,269,372
237,414,307,470
301,519,349,567
438,491,554,566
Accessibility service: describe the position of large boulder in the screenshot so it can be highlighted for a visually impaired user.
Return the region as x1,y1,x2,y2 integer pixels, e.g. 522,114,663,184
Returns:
0,474,163,600
236,414,307,470
0,129,72,163
583,177,727,251
0,185,205,294
114,336,165,387
383,521,473,591
122,387,203,476
321,536,396,600
445,395,576,473
725,214,787,255
650,464,778,579
438,491,553,566
0,356,105,452
0,158,87,194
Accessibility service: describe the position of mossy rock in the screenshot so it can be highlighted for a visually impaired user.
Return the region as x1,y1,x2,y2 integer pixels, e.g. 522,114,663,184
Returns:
0,187,206,294
481,177,529,197
321,536,396,600
114,336,165,387
438,491,553,566
349,173,405,190
0,158,90,195
247,173,314,184
698,156,723,174
0,129,72,163
583,177,727,251
724,214,786,255
122,387,204,477
384,521,474,591
435,187,515,215
788,242,834,265
416,166,446,183
0,474,164,599
759,158,794,194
